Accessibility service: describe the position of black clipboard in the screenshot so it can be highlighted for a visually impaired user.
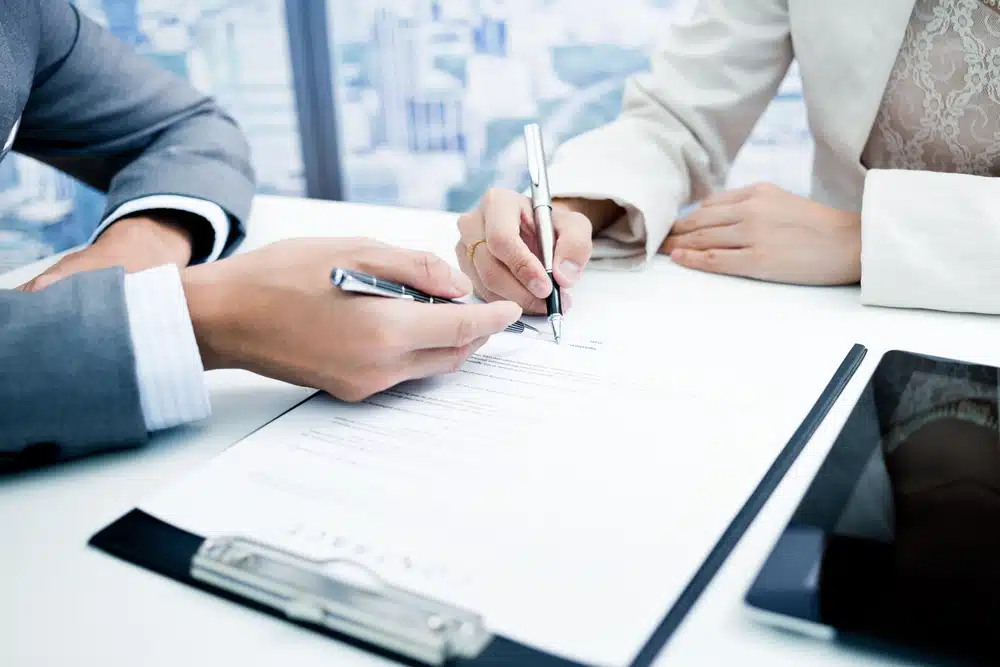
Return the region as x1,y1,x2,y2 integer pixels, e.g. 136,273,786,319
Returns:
90,344,867,667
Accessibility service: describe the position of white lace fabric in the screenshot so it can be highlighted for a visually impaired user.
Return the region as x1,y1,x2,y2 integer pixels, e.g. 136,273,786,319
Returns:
862,0,1000,175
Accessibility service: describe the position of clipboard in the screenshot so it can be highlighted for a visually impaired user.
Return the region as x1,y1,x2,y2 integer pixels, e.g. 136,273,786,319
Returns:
89,344,867,667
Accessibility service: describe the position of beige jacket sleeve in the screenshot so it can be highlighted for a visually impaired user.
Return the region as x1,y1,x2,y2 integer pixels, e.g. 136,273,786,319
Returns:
861,169,1000,314
545,0,793,267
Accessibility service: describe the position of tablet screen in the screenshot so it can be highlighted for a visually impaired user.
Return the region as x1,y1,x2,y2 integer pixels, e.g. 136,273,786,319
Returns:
745,350,1000,666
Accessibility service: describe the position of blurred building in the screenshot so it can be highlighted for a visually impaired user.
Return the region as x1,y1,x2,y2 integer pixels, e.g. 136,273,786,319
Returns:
330,0,814,213
0,0,814,269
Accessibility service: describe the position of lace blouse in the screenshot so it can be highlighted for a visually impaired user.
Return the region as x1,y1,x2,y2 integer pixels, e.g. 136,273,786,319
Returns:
862,0,1000,174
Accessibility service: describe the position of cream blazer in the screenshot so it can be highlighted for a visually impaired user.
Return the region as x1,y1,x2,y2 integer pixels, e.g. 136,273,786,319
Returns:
546,0,999,315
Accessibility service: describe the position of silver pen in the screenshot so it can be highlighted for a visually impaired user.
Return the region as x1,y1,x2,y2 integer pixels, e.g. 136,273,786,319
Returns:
330,268,541,336
523,123,563,344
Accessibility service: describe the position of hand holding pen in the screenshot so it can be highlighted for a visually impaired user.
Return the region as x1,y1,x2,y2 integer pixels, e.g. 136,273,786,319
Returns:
455,124,594,341
331,268,541,336
177,238,522,404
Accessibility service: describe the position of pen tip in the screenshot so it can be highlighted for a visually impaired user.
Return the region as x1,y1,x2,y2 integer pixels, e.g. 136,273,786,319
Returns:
550,316,562,344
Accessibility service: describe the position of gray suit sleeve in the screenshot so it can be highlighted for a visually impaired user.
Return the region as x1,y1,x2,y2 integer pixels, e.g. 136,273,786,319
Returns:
15,1,256,256
0,270,147,470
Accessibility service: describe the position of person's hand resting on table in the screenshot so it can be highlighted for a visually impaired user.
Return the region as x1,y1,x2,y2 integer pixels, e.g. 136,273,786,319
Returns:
183,238,522,401
660,183,862,285
455,188,609,313
18,211,198,292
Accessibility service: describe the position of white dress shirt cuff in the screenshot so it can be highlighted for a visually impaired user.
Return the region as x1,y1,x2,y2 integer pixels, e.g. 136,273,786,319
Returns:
91,195,230,263
123,264,211,432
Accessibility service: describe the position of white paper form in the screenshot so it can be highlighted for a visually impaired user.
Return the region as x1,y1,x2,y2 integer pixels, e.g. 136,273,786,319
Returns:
140,324,853,667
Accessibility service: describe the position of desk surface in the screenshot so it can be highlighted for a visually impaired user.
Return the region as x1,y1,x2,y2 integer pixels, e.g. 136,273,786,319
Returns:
5,195,1000,667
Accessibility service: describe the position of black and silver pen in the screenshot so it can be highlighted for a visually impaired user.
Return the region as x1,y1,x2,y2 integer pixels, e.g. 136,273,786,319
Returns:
330,268,541,336
523,123,562,343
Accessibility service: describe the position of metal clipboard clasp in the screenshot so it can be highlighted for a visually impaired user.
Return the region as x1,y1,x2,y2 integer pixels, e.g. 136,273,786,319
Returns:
191,536,493,665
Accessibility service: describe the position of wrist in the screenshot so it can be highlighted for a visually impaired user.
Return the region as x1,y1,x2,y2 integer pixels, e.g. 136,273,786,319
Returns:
98,214,194,267
181,262,234,371
847,211,863,283
553,197,623,236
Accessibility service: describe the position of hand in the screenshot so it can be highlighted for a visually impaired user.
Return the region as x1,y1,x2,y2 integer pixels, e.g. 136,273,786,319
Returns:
455,188,594,313
661,183,862,285
182,238,523,402
18,214,193,292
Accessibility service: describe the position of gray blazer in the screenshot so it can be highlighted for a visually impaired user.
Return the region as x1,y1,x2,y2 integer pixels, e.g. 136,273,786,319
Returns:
0,1,255,469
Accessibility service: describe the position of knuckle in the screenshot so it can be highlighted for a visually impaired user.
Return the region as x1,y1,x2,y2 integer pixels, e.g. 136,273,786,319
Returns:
484,226,512,255
476,261,502,289
447,347,469,373
502,251,535,283
457,212,477,237
416,251,449,284
453,313,476,348
481,187,503,210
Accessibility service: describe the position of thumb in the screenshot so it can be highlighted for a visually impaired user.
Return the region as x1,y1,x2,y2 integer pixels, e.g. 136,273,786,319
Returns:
18,269,63,293
16,247,116,293
552,209,594,287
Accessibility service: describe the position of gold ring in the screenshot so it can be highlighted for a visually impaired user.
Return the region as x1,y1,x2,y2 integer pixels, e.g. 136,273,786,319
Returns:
467,239,487,263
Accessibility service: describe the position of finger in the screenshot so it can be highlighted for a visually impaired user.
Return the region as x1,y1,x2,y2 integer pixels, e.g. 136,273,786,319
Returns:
460,241,568,314
356,246,471,299
457,208,486,246
456,240,513,305
17,264,71,293
661,222,748,254
669,247,757,278
458,221,546,313
669,203,742,236
404,337,491,381
403,300,522,350
458,209,536,308
22,275,54,292
697,185,756,209
473,242,548,313
552,210,592,287
17,246,126,293
480,189,549,298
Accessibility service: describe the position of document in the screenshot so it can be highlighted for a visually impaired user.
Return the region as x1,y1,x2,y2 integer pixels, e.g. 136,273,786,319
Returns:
141,323,852,667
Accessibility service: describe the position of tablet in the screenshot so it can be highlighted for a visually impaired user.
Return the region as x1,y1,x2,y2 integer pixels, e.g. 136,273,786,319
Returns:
746,349,1000,666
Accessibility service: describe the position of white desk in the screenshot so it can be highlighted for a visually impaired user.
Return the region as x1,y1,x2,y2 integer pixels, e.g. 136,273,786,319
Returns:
4,194,1000,667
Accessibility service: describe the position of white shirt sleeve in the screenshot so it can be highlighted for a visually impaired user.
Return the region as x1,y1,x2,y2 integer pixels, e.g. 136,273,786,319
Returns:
123,264,212,432
90,195,231,263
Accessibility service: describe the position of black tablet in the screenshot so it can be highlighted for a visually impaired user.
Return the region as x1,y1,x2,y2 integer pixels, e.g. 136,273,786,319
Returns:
746,349,1000,666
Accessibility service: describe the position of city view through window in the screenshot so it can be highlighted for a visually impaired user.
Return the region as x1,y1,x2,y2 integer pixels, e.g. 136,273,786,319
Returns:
0,0,812,271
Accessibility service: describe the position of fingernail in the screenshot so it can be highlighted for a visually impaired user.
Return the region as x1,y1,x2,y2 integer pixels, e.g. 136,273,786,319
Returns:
528,278,549,298
558,260,581,283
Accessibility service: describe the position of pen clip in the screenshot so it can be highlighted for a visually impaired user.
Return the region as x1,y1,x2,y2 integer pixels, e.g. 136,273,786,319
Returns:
523,124,548,198
333,268,414,300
